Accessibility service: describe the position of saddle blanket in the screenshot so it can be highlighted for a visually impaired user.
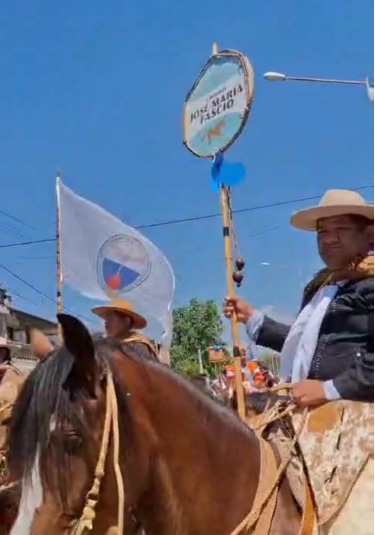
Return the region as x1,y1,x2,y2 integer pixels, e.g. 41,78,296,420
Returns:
269,401,374,527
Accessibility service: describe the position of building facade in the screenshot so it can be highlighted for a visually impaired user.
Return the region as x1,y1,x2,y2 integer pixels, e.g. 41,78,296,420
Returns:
0,288,57,369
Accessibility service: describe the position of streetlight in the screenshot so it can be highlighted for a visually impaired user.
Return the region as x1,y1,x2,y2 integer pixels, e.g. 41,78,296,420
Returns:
263,71,374,102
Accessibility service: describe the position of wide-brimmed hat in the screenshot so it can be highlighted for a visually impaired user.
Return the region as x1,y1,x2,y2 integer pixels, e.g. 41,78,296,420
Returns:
291,189,374,231
91,299,147,329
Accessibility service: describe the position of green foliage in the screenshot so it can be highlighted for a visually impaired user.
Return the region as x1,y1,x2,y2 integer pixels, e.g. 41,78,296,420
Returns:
174,357,201,376
171,298,224,376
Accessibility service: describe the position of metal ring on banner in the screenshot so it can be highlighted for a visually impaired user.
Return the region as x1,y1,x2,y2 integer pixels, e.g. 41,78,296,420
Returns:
183,48,254,158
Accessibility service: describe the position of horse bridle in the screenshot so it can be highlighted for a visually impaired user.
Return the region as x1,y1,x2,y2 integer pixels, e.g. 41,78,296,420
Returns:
72,369,125,535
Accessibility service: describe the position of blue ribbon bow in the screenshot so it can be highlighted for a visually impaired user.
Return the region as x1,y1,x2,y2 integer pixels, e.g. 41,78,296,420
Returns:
210,152,246,191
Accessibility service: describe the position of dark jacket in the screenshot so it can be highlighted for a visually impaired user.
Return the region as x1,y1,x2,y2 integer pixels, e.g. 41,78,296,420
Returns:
257,277,374,402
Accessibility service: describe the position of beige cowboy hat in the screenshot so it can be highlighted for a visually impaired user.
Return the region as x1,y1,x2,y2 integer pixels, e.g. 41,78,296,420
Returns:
291,189,374,231
92,299,147,329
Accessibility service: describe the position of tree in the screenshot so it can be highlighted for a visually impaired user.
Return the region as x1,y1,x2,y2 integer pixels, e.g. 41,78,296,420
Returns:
171,298,224,376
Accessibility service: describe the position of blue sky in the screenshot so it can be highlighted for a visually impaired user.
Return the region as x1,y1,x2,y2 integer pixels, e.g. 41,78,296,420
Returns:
0,1,373,339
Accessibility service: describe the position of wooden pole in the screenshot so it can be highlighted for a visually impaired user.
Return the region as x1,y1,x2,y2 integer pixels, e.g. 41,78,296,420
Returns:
219,186,246,420
211,43,246,420
56,170,63,342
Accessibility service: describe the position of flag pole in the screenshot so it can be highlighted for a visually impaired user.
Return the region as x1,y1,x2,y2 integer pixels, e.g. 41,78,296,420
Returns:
212,42,246,421
56,170,63,342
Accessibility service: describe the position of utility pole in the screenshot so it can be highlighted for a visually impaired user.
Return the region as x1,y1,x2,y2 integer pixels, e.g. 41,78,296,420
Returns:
198,348,204,374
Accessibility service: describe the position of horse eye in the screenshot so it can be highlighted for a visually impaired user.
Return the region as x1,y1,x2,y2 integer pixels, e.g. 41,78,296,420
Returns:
64,431,83,455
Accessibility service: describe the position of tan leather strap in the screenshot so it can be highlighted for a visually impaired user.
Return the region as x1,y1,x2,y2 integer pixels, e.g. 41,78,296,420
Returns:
252,439,279,535
298,478,316,535
229,437,278,535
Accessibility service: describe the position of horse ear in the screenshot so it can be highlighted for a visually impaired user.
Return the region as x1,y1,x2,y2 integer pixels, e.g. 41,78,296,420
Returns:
57,314,98,395
29,328,54,361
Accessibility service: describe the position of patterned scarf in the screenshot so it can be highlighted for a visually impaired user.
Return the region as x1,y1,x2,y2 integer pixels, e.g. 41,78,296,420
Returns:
303,254,374,304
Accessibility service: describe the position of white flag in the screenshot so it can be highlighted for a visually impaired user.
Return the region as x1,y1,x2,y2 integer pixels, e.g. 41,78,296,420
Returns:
57,178,175,346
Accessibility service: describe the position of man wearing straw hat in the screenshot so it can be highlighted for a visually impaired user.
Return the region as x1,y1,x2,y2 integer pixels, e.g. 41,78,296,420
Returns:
92,298,159,361
223,189,374,406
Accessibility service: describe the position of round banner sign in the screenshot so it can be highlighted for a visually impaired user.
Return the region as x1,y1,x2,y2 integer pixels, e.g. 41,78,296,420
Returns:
183,49,254,158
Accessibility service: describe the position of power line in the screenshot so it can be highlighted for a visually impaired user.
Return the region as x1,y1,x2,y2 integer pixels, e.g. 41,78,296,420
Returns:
0,219,31,240
0,262,91,323
0,208,36,231
0,238,55,249
131,185,374,229
5,287,35,304
1,184,372,325
0,184,372,249
0,263,55,304
12,225,284,265
248,225,283,238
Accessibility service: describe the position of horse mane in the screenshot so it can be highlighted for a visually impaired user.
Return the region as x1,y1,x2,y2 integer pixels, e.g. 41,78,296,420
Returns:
7,347,73,497
7,339,127,502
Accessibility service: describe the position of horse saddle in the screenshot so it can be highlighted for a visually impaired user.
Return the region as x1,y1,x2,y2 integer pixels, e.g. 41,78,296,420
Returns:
244,393,374,526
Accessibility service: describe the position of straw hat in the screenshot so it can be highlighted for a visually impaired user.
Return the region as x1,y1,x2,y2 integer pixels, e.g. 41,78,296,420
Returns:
291,189,374,231
92,299,147,329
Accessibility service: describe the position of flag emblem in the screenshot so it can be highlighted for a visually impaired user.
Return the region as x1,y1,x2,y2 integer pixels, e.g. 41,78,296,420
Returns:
97,234,152,295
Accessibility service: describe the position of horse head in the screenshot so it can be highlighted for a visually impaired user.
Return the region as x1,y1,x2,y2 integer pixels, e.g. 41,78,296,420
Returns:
7,315,114,535
8,314,301,535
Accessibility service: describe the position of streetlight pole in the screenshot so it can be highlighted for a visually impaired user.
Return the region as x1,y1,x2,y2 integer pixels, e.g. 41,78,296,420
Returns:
263,71,374,101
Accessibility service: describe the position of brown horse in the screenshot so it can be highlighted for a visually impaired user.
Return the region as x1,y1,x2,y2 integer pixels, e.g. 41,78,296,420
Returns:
7,314,301,535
